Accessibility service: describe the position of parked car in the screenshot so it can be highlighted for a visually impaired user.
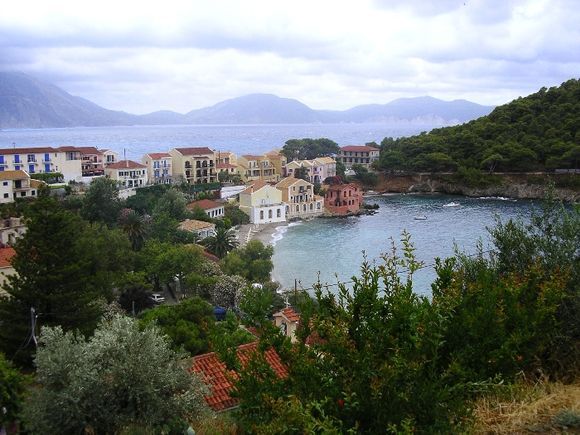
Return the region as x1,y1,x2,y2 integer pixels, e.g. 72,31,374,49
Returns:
150,293,165,303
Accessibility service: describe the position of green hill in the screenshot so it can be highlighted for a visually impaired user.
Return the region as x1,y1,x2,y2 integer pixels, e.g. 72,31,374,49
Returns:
378,79,580,173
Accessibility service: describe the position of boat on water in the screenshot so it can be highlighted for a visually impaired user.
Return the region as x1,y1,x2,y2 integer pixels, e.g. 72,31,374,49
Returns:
443,201,460,207
414,215,427,220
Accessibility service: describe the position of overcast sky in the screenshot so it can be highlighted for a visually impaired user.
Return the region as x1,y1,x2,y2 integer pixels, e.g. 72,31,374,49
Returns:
1,0,578,114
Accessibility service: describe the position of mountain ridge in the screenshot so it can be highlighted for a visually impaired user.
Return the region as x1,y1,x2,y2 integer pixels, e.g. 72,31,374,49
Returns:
0,71,495,128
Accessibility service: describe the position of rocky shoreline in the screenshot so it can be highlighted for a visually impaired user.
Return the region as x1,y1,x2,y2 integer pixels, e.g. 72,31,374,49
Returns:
375,173,579,202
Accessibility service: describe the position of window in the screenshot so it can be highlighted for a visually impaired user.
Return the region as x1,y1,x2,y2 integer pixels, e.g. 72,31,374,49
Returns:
14,155,20,163
28,154,35,163
268,209,273,219
32,190,36,196
3,193,8,198
277,208,281,218
260,210,264,220
2,181,7,186
21,192,26,197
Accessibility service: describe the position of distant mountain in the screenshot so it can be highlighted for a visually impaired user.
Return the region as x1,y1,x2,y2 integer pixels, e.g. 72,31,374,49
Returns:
0,71,494,128
0,71,139,128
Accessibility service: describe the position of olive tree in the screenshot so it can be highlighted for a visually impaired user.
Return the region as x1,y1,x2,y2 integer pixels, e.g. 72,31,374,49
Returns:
22,315,209,434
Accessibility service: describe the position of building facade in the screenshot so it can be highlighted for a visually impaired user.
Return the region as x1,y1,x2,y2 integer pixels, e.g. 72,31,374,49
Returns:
0,170,42,203
0,146,83,182
105,160,148,188
239,181,286,224
0,216,26,246
237,154,279,183
178,219,216,240
169,147,217,184
77,147,105,177
142,153,172,184
338,145,380,169
187,199,225,219
284,157,336,184
275,177,324,219
324,183,363,215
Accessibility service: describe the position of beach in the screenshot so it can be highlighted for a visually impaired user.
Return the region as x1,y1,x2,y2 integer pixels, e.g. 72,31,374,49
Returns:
237,222,289,246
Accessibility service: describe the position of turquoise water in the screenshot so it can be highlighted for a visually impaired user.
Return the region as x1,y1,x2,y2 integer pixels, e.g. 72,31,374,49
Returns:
271,194,537,296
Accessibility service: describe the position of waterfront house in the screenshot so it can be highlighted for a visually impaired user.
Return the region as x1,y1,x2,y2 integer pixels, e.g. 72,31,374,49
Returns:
0,216,26,246
273,307,301,343
0,246,16,298
237,154,279,183
190,342,288,412
239,180,286,224
215,151,238,180
169,147,217,185
283,157,337,184
0,146,83,182
187,199,225,219
275,177,324,219
102,149,119,166
104,160,148,188
77,147,105,177
264,150,287,176
178,219,216,240
142,152,172,184
338,145,380,169
0,170,42,203
324,182,363,215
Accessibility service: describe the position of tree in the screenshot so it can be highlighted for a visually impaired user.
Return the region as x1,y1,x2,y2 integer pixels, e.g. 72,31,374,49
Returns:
0,353,27,431
281,138,340,161
117,272,155,315
81,177,121,226
221,240,274,283
153,187,189,221
0,197,122,366
209,275,247,309
119,208,149,251
21,315,209,434
294,166,310,181
203,227,238,259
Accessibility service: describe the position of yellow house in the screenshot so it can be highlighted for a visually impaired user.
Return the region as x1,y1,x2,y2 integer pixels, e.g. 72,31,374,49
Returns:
264,150,288,176
237,154,279,183
276,177,324,219
239,181,286,224
169,147,217,184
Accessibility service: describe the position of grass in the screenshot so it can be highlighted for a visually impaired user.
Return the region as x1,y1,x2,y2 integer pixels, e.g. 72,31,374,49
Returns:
471,378,580,433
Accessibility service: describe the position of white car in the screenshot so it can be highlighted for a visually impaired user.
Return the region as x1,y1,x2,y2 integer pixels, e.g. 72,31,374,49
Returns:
150,293,165,303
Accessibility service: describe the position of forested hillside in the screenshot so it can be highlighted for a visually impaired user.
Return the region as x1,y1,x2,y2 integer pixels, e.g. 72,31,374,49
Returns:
378,79,580,173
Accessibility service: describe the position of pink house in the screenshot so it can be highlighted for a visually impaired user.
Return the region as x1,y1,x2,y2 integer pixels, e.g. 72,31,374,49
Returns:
324,183,363,215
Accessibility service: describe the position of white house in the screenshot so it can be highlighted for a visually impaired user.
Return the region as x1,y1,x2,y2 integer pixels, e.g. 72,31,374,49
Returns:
178,219,216,240
239,181,286,224
105,160,148,188
187,199,225,219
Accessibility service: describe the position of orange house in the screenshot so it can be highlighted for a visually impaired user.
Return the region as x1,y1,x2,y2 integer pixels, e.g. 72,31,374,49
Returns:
324,183,363,215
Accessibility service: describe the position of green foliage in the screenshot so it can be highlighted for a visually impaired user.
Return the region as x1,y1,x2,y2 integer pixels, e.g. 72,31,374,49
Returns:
118,208,149,251
0,353,27,428
153,187,189,221
0,197,131,366
21,315,209,434
209,274,248,309
224,202,250,226
81,177,121,226
221,240,274,283
281,138,340,161
139,297,215,356
210,311,255,368
202,227,238,258
293,166,310,181
447,166,503,188
378,79,580,173
350,163,378,187
117,272,155,315
30,172,63,184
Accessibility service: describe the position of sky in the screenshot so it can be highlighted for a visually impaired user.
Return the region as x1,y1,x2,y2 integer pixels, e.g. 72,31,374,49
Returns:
1,0,579,114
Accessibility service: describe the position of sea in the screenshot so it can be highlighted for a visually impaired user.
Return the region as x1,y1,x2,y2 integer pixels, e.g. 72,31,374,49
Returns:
0,124,537,297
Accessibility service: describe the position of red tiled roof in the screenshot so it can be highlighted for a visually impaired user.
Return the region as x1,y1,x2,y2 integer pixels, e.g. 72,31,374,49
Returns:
240,180,268,195
341,145,380,152
146,152,171,159
216,163,236,169
187,199,222,210
0,147,55,155
174,147,214,156
57,146,80,152
106,160,146,169
75,147,102,154
274,307,300,323
0,247,16,268
190,342,288,412
241,154,264,160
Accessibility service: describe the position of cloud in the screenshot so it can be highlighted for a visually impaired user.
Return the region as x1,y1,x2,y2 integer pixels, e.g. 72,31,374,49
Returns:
0,0,578,113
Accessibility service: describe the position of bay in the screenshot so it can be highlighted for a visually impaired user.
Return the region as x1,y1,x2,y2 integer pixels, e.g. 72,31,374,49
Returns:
0,123,440,157
271,194,537,296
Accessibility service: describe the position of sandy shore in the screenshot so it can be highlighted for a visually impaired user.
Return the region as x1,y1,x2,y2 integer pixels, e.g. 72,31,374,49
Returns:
237,222,288,246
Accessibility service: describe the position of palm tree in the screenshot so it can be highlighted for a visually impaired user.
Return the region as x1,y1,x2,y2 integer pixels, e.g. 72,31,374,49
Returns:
203,227,238,258
119,208,148,251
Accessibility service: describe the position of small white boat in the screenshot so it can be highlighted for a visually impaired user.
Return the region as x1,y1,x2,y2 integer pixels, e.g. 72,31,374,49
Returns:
443,201,460,207
414,215,427,220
